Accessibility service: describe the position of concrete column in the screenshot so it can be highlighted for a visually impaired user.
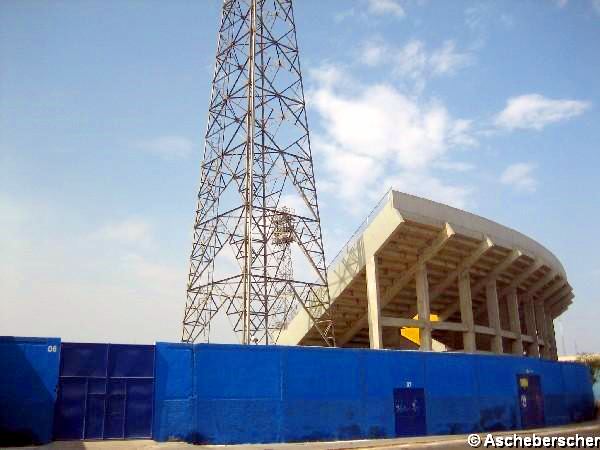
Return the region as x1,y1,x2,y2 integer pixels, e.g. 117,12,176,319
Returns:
534,300,549,358
365,255,383,349
486,280,503,354
523,295,540,357
416,263,432,351
507,288,524,355
499,299,510,335
458,270,476,352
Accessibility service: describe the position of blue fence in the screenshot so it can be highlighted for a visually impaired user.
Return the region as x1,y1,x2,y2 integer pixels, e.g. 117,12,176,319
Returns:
153,343,595,445
1,337,595,446
53,343,155,440
0,336,61,446
594,376,600,404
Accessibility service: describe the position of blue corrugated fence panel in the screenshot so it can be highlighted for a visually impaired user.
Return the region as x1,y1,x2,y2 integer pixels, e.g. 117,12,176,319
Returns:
109,344,154,378
54,342,154,441
53,378,87,440
151,343,597,445
60,343,108,378
285,346,360,399
153,342,195,442
364,350,426,396
0,336,61,446
104,392,125,439
195,344,281,399
85,390,105,439
538,360,569,426
282,346,363,442
197,398,282,444
126,379,154,437
54,343,109,440
425,353,480,435
195,344,282,444
561,362,595,422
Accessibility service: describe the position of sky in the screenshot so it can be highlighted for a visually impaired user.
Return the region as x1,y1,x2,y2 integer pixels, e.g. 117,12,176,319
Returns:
1,0,599,354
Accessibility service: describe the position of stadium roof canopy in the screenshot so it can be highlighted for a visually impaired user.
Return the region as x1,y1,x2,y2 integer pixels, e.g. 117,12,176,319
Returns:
279,190,572,360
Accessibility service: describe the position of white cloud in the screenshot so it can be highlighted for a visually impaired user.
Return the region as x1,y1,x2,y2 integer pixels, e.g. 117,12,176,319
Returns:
308,65,475,211
309,64,349,88
554,0,569,8
312,81,473,169
495,94,590,130
334,8,356,23
135,135,194,159
393,40,428,81
499,14,515,28
465,5,486,31
336,0,416,23
359,39,472,91
367,0,405,17
314,137,385,209
91,218,154,249
429,41,472,75
384,172,472,209
500,163,538,193
433,160,475,172
360,41,387,66
593,0,600,15
465,5,514,50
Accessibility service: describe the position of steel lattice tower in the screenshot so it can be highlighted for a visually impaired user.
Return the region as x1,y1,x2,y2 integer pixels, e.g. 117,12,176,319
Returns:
182,0,334,346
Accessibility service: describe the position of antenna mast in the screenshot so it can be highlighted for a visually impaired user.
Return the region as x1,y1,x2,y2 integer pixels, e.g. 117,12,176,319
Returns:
182,0,334,346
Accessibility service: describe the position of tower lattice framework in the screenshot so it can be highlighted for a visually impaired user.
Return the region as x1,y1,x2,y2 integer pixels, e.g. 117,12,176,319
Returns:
182,0,334,346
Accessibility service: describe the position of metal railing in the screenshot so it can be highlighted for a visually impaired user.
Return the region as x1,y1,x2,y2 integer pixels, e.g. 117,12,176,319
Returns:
326,187,393,272
281,188,393,333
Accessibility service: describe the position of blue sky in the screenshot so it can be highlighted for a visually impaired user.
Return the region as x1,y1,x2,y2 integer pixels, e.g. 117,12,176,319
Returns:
1,0,599,353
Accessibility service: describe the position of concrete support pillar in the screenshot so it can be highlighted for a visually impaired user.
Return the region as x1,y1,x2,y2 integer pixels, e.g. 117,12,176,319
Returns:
507,288,524,355
486,280,503,354
458,270,476,353
523,295,540,357
416,263,432,351
365,255,383,349
499,299,510,335
534,300,549,358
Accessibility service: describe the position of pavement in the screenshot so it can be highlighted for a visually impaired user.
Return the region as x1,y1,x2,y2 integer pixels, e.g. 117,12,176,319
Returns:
20,420,600,450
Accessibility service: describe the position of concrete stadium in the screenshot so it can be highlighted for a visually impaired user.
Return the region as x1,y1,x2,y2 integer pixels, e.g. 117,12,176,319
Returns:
281,190,572,359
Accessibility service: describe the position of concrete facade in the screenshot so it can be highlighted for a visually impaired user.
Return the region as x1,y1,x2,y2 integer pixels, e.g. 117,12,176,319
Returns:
279,191,574,360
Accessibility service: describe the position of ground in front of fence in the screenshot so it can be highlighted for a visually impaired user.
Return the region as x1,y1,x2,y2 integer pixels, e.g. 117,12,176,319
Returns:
25,420,600,450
